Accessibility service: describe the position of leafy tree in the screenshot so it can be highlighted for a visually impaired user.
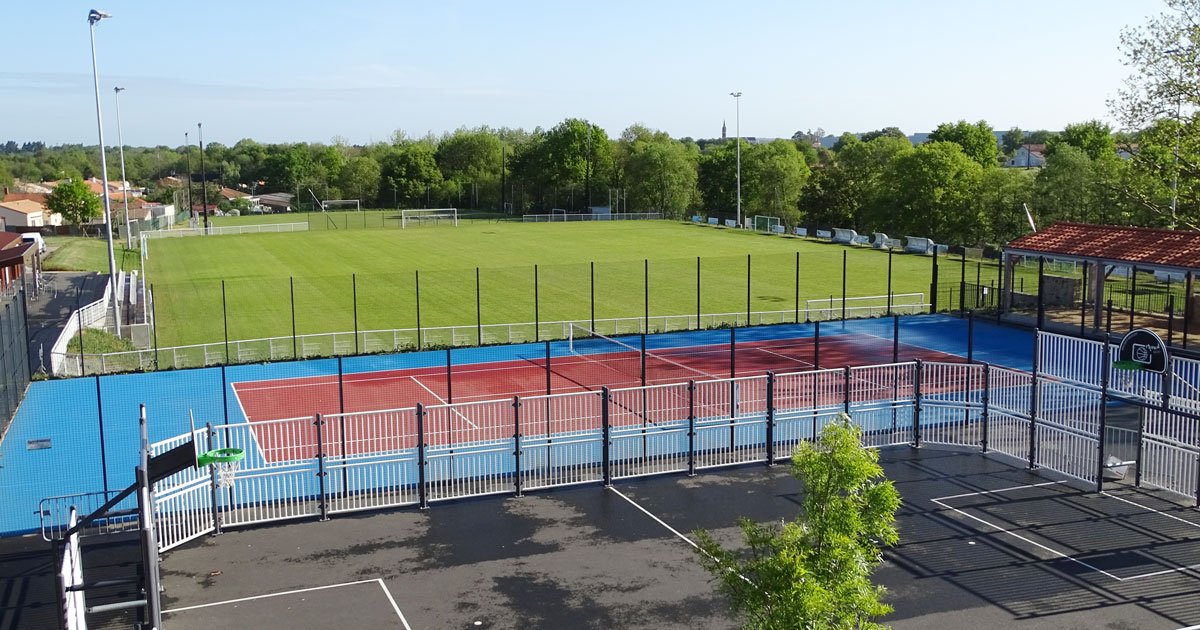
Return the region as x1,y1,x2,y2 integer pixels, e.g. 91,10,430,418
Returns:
1034,144,1128,226
697,140,741,216
0,161,12,189
339,156,382,205
45,178,102,226
623,130,698,219
744,140,810,225
832,132,860,153
878,141,983,242
694,413,900,630
262,144,315,193
790,128,825,146
793,141,819,167
804,135,911,231
1001,127,1026,155
928,120,999,168
379,142,442,206
1025,130,1055,145
1046,120,1116,161
979,168,1037,242
860,127,906,143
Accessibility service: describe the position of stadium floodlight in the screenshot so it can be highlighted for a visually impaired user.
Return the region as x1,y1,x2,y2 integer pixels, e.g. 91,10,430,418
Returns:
729,92,742,228
88,7,121,337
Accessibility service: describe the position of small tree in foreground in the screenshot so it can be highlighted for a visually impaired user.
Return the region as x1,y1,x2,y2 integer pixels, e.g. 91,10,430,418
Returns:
694,414,901,630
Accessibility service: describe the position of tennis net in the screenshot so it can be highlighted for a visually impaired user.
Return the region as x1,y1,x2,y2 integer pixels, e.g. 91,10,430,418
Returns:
567,324,723,388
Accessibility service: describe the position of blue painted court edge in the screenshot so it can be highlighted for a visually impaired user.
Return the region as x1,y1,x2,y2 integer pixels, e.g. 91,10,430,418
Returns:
0,314,1031,535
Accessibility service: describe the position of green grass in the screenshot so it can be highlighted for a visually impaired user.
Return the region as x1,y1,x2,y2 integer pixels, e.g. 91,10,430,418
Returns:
66,328,135,354
43,237,141,273
144,221,967,348
207,209,511,230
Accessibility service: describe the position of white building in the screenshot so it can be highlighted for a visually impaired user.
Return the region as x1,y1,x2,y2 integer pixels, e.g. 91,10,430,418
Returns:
1006,144,1046,168
0,199,59,227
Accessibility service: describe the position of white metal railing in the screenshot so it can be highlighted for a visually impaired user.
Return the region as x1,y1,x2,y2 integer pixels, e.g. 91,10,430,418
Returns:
140,223,309,239
522,213,664,222
49,276,112,375
49,301,931,376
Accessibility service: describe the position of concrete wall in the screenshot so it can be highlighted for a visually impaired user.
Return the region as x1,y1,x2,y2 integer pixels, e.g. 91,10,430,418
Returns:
1009,274,1080,308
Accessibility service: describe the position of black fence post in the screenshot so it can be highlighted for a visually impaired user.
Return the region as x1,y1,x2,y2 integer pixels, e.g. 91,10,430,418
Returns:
1185,271,1194,349
968,310,975,362
930,251,939,313
513,396,523,496
893,314,900,363
476,267,482,345
1096,342,1110,493
415,270,422,350
446,349,453,403
290,277,297,359
534,264,539,342
1029,330,1040,469
1106,299,1114,341
730,327,737,378
222,364,230,425
352,273,359,354
640,333,647,387
1129,265,1138,331
314,414,329,521
95,375,108,492
746,254,752,325
1036,257,1045,331
221,280,230,364
841,250,847,321
416,404,428,508
814,320,821,370
843,365,852,414
545,340,552,394
794,251,800,324
687,380,696,476
151,282,159,368
1167,295,1176,346
887,248,894,315
695,256,701,328
766,372,776,465
980,363,990,453
645,258,650,333
601,387,611,486
912,359,923,447
591,261,596,332
960,250,967,315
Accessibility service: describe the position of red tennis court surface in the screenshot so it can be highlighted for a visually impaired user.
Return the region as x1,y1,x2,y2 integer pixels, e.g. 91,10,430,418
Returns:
231,335,962,425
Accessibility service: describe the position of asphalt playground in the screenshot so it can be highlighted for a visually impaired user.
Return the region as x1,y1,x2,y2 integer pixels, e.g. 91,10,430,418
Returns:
149,446,1200,630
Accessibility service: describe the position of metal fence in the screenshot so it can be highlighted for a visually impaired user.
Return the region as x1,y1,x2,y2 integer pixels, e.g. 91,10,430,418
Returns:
521,213,664,222
140,223,309,239
0,284,30,435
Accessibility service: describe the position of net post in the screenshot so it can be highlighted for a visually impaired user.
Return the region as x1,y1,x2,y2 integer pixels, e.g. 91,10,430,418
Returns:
534,264,539,342
644,258,649,334
814,320,821,370
912,359,923,448
314,414,329,521
545,340,551,395
337,357,345,414
687,380,696,476
765,372,775,466
513,396,523,497
206,422,222,534
601,387,611,486
416,405,428,509
590,261,596,332
1096,342,1110,493
795,251,800,323
841,250,847,321
746,254,751,325
1028,330,1040,470
696,256,701,328
843,365,851,414
352,273,359,354
980,364,990,453
476,267,482,345
730,327,736,378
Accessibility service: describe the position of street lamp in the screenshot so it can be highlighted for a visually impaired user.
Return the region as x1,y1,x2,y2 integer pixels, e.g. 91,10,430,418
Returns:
114,86,132,249
730,91,742,228
88,8,121,337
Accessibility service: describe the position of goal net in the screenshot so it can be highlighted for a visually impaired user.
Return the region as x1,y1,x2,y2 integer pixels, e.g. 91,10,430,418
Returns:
321,199,361,212
401,208,459,228
752,215,782,234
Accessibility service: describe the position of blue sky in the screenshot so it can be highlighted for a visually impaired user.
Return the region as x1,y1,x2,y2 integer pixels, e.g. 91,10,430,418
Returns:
0,0,1167,147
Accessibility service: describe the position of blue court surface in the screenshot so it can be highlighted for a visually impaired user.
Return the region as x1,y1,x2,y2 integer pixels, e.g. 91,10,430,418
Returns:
0,314,1032,536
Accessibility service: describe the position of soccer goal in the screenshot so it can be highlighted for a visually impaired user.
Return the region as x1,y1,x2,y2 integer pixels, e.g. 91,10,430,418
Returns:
753,215,782,234
321,199,361,212
401,208,459,228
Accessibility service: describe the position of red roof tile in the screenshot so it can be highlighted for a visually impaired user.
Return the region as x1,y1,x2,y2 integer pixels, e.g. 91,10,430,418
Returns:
1005,222,1200,269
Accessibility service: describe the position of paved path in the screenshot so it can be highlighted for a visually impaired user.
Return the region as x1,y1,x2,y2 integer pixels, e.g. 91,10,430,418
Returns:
25,271,105,374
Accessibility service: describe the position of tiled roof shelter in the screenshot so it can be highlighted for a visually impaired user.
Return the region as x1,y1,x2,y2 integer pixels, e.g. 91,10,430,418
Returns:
1006,222,1200,272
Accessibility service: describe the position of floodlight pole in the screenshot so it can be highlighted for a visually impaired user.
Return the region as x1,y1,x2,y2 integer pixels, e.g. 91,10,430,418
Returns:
114,86,132,249
198,123,210,232
730,91,742,227
89,9,121,337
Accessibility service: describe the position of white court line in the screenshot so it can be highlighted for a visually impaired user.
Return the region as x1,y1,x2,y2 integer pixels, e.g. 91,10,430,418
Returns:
163,577,412,629
933,483,1200,582
411,376,479,429
753,346,814,368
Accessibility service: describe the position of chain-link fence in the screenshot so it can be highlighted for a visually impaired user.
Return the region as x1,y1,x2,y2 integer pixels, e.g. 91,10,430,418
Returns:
0,283,31,437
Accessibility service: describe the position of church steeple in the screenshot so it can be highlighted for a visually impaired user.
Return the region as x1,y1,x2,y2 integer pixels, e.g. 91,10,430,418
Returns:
722,120,727,140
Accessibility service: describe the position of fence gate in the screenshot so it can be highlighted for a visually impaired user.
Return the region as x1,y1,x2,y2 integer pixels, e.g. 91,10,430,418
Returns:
151,429,216,552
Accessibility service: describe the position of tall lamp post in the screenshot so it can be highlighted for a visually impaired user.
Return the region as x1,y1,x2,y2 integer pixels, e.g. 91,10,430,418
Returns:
88,9,121,337
114,86,132,248
729,91,742,228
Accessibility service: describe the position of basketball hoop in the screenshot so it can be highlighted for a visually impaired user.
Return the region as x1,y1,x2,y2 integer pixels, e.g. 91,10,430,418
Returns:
1112,360,1143,389
198,448,245,489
